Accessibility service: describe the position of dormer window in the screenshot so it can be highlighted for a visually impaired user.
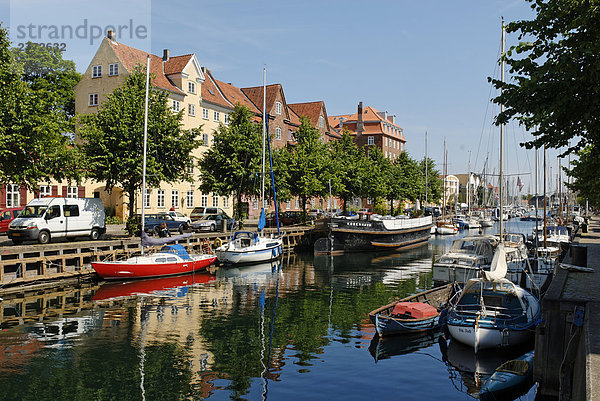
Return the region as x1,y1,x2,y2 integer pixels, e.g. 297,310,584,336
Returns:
367,136,374,146
92,65,102,78
319,116,324,128
188,82,195,93
108,63,118,76
275,101,282,115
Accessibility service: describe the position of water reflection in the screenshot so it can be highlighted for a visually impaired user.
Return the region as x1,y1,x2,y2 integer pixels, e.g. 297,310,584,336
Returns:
0,221,541,400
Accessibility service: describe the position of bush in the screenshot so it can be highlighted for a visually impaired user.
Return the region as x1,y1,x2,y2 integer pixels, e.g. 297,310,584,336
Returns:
125,216,140,236
105,216,122,224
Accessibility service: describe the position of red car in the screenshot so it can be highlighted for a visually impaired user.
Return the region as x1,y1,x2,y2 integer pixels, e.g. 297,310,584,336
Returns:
0,207,23,233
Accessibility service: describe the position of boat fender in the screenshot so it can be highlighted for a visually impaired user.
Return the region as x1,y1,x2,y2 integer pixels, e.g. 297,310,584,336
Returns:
214,238,222,248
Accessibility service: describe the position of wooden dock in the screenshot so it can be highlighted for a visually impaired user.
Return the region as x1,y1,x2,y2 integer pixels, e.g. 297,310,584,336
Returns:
0,227,312,290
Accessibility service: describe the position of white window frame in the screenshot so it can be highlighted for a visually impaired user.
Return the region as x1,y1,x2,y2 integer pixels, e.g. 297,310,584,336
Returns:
275,127,282,140
222,196,229,208
39,185,51,197
108,63,118,76
67,186,77,198
213,111,220,122
286,200,291,209
157,189,165,208
202,133,209,146
188,104,195,116
6,184,19,207
224,114,230,124
186,190,194,208
275,101,282,115
171,190,179,209
212,195,219,207
172,100,180,112
143,189,151,209
319,116,324,128
295,198,299,209
201,194,208,207
92,65,102,78
367,136,374,146
89,93,98,106
188,81,195,94
253,198,259,210
202,108,209,120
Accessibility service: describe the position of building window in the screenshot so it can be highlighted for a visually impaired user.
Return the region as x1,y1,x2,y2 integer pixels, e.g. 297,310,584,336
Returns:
286,200,291,209
212,195,219,207
67,186,77,198
171,190,179,209
186,190,194,208
201,194,208,207
188,104,195,116
253,198,259,210
108,63,118,76
202,133,209,146
275,127,282,140
295,198,299,209
92,65,102,78
288,130,294,141
224,114,230,124
367,136,374,145
187,163,194,175
157,189,165,208
213,111,220,122
319,116,324,128
275,101,282,115
188,81,195,93
143,189,151,208
172,100,180,112
222,196,229,208
6,184,19,207
202,108,209,120
39,185,51,197
89,93,99,106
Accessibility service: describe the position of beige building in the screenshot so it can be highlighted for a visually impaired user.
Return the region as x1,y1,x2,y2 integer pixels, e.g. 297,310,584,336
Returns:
73,31,234,219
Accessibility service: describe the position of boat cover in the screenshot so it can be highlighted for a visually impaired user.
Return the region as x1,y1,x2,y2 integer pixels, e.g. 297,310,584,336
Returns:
141,231,192,247
392,302,438,319
160,244,191,260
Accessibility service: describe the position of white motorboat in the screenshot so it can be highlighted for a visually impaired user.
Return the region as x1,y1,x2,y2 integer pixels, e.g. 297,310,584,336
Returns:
216,231,282,264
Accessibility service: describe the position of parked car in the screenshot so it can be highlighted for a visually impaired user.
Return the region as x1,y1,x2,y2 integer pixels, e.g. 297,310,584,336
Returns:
137,213,189,235
337,210,359,220
281,211,302,225
190,213,235,232
166,211,191,224
8,198,105,244
308,209,324,219
190,207,226,221
0,207,23,234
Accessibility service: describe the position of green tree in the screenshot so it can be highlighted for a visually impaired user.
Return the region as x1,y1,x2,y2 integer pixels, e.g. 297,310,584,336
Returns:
0,24,80,189
327,131,364,212
198,105,263,220
284,117,328,213
359,146,391,211
78,65,199,217
420,157,442,203
491,1,600,154
566,145,600,206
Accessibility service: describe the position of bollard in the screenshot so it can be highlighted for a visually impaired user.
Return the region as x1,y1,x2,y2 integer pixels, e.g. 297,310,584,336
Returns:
582,223,588,233
570,244,588,267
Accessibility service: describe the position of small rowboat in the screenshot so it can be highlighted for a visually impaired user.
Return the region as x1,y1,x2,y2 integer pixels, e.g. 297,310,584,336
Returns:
479,350,534,401
369,283,456,336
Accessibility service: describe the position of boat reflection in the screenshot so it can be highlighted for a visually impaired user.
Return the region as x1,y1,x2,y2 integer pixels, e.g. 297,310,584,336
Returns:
443,338,534,398
368,330,444,363
92,272,215,301
215,260,282,282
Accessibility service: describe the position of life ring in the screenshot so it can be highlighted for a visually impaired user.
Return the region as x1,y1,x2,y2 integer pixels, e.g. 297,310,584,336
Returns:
213,237,222,248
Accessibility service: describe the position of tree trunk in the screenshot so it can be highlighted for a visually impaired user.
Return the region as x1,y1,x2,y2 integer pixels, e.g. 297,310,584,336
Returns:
389,199,394,216
128,187,136,219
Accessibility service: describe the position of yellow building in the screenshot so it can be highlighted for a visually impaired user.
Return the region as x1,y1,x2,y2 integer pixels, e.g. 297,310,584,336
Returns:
73,30,233,219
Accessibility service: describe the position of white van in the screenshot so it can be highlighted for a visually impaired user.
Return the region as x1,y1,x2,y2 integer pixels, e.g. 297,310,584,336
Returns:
8,197,106,245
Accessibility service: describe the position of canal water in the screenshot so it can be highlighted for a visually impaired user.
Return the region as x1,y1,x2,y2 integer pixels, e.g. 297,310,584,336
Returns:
0,219,539,401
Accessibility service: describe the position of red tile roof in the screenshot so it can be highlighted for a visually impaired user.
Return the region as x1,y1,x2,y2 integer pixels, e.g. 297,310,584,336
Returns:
241,84,286,117
164,54,193,75
287,106,301,126
201,69,232,109
206,70,261,114
106,38,183,94
288,101,324,127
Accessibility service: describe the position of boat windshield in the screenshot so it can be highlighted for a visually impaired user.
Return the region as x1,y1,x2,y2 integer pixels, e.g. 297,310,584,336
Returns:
19,205,48,218
450,239,487,255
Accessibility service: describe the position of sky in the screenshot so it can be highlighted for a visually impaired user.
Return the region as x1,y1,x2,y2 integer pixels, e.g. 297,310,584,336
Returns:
0,0,568,195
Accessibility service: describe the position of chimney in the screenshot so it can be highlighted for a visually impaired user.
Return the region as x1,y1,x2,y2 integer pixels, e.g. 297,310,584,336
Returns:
107,30,116,42
357,102,364,135
163,49,170,62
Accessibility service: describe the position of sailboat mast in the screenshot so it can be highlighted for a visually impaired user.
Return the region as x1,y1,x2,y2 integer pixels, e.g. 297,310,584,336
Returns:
499,19,505,241
425,131,428,204
141,55,150,255
467,151,471,216
535,147,539,248
543,145,547,248
261,68,266,212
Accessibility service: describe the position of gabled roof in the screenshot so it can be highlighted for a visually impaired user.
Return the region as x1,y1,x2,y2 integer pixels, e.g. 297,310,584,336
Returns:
288,101,325,127
241,84,289,119
105,38,183,94
287,106,301,126
205,70,261,114
164,54,194,75
329,105,406,141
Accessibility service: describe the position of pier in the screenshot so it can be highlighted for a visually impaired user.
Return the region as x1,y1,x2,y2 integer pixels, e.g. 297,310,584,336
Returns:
535,215,600,400
0,226,312,289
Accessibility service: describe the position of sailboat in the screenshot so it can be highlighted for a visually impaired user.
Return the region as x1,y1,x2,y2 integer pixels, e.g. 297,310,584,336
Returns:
446,21,541,352
435,140,458,235
91,56,217,280
215,69,283,265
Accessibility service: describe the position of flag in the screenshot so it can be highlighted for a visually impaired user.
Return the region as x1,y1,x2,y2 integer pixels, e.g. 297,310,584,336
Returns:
517,176,524,192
